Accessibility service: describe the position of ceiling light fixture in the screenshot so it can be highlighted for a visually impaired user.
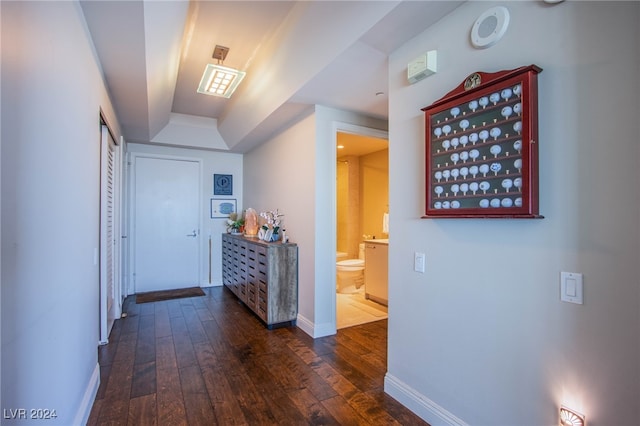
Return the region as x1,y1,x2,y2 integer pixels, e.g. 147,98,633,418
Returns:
197,45,246,98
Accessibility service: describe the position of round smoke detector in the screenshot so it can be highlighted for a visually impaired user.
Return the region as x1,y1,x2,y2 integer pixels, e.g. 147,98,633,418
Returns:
470,6,510,49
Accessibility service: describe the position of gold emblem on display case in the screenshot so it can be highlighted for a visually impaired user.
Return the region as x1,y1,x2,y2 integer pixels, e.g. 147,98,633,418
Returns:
464,73,481,90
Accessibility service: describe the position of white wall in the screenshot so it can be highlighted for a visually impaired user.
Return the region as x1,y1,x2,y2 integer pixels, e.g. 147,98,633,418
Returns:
126,143,243,288
1,2,122,424
0,2,4,407
244,107,386,337
244,113,319,333
386,1,640,425
0,0,4,410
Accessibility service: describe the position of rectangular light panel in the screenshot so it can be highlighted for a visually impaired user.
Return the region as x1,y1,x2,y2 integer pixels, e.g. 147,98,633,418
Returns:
197,64,246,98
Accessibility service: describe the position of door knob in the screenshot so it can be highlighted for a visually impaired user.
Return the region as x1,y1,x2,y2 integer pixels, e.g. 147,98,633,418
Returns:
186,230,197,237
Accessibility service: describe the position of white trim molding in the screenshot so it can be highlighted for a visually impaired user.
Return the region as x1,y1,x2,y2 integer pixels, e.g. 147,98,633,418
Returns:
296,314,336,338
74,362,101,426
384,373,468,426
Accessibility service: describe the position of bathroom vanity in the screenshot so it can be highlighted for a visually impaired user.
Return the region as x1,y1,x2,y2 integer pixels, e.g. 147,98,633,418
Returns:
364,239,388,306
222,233,298,328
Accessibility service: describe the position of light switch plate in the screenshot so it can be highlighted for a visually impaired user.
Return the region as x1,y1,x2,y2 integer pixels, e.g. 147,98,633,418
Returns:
414,252,426,273
560,271,583,304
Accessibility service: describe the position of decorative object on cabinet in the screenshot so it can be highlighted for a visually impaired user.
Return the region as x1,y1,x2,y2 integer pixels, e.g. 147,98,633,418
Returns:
213,173,233,195
259,209,284,242
226,211,245,234
243,208,259,237
211,198,237,219
422,65,543,219
222,233,298,328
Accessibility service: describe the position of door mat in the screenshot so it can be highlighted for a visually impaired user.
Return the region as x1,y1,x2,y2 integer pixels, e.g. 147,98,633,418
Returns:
136,286,205,304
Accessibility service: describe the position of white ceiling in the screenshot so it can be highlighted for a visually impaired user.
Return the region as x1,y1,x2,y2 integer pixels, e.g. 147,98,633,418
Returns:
80,1,463,153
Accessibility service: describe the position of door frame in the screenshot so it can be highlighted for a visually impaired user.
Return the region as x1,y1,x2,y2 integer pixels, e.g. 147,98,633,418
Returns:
127,152,203,295
330,122,389,332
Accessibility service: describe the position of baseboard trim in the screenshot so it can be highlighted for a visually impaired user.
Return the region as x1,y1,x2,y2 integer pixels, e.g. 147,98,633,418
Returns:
384,373,468,426
296,314,336,338
73,362,100,426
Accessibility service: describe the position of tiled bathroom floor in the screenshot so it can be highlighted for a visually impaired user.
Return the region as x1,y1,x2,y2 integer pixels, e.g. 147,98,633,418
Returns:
336,289,388,329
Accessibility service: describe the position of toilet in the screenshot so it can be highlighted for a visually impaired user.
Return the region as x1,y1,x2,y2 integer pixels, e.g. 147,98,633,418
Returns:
336,243,365,294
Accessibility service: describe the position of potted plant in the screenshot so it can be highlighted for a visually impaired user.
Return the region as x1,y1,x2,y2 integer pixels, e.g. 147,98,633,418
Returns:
226,212,245,234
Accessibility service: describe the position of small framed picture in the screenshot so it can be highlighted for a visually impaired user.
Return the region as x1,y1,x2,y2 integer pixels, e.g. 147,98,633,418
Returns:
214,174,233,195
211,198,237,219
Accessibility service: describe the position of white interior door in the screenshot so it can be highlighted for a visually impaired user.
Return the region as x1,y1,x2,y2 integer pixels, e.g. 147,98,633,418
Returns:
133,156,200,293
100,125,121,344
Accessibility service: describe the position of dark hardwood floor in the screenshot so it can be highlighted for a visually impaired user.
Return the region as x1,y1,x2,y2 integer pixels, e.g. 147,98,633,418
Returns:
88,286,428,425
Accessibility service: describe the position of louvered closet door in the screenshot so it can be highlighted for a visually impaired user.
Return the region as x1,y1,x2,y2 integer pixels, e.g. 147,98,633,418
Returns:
100,125,119,344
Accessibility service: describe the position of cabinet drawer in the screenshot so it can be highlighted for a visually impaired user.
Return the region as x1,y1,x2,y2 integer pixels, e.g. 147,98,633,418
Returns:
247,245,258,261
246,279,257,310
257,286,268,321
257,251,268,273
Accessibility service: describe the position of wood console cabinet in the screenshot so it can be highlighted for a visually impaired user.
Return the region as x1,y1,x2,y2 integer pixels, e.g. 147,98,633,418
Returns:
222,233,298,328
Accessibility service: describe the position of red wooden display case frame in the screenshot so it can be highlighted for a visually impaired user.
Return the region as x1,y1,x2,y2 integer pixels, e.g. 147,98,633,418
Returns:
422,65,543,218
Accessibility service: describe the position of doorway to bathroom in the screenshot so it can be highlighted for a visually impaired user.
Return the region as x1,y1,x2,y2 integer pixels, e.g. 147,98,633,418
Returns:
336,131,389,329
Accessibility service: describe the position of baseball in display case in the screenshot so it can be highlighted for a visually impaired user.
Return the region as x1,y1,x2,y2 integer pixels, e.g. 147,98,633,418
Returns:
422,65,543,218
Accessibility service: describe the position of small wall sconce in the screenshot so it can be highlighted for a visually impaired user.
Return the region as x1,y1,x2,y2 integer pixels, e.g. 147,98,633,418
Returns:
560,406,586,426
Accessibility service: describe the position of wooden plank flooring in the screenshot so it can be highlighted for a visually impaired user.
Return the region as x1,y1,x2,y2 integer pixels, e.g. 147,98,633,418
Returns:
88,286,428,426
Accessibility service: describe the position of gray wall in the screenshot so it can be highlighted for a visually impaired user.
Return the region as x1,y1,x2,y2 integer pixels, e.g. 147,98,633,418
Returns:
243,106,387,337
1,2,122,424
386,1,639,425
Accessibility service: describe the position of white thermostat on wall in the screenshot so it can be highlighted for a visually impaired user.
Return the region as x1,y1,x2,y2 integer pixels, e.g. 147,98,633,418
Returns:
408,50,437,84
470,6,510,49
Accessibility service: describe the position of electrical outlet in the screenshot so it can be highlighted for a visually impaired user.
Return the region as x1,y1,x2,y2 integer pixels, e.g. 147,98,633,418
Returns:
414,252,425,273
